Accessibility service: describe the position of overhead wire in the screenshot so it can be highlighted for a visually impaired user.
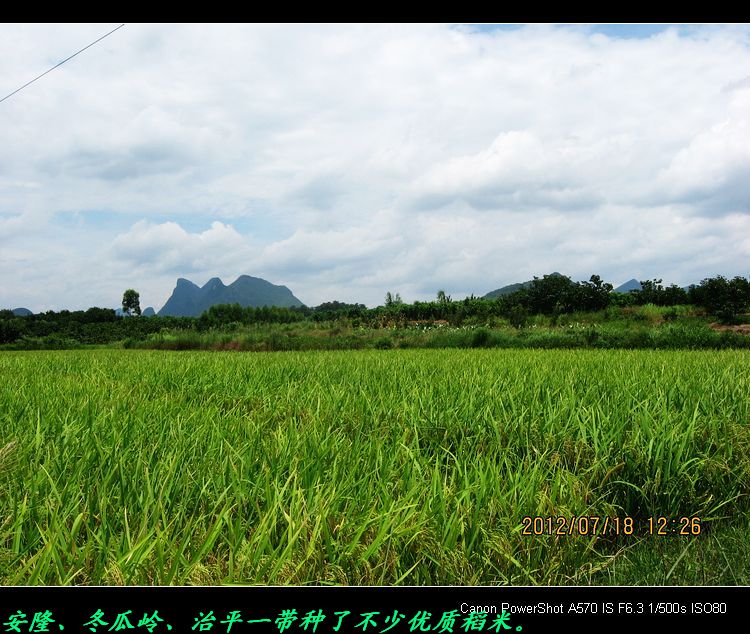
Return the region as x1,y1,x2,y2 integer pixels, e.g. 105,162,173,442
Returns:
0,23,125,105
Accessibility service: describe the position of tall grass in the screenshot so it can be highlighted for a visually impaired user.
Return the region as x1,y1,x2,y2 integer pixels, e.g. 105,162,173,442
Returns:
119,320,750,352
0,349,749,584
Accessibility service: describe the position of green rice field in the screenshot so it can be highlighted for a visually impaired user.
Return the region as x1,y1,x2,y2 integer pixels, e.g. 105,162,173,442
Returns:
1,348,749,585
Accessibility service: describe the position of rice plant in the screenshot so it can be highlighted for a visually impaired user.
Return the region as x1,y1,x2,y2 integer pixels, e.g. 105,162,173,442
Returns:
0,349,748,584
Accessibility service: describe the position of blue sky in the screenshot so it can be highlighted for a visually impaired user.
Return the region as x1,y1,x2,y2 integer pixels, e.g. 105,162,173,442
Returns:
1,23,749,311
470,24,693,39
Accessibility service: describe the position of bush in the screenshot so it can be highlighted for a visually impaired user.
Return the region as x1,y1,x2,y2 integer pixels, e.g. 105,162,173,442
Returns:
0,319,25,344
374,337,393,349
471,328,492,348
584,328,600,346
509,305,528,329
689,275,750,324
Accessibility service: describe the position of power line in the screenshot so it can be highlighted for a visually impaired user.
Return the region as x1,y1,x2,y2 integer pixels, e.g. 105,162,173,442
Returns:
0,23,125,105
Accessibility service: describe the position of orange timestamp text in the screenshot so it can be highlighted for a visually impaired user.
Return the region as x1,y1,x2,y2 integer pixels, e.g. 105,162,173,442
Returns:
521,515,702,536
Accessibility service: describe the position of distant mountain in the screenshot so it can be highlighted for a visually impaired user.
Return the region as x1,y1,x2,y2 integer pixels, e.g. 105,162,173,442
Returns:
614,279,642,293
11,307,32,316
484,272,565,299
158,275,304,317
613,279,696,293
114,306,155,317
488,275,695,297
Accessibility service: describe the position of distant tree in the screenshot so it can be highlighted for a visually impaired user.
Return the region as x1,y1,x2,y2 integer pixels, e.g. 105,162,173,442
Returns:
385,292,403,308
662,284,688,306
122,289,141,317
311,301,366,321
635,279,664,305
578,274,614,311
436,290,452,304
689,275,750,323
508,304,528,329
523,274,578,314
83,307,118,323
619,279,687,307
0,317,25,344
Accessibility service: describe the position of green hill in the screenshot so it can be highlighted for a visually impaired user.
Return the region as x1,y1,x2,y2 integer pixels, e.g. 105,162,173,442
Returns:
484,272,564,299
158,275,304,317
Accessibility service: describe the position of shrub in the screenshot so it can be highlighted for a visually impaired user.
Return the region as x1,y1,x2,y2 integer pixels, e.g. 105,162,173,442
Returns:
509,305,528,329
471,328,492,348
374,337,393,349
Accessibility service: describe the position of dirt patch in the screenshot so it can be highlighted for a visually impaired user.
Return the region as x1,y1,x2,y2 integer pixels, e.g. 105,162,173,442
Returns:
212,341,242,351
709,323,750,335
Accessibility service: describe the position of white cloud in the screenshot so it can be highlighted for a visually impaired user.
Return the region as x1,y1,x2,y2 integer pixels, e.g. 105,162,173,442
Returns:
655,89,750,213
408,131,608,212
111,220,248,273
2,23,750,311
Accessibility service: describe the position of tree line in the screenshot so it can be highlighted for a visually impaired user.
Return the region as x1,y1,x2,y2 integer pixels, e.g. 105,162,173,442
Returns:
1,273,749,346
374,274,750,326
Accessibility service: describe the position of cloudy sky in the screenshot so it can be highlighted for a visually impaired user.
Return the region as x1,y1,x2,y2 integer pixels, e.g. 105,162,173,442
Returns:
1,23,749,312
